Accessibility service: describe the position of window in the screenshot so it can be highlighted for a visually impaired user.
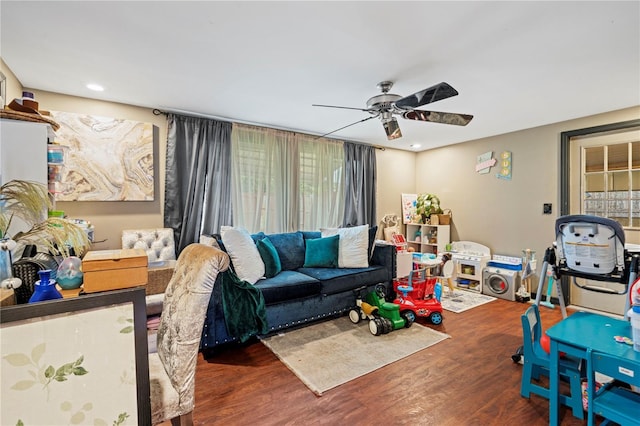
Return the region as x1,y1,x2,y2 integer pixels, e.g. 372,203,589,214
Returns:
582,140,640,228
231,124,344,233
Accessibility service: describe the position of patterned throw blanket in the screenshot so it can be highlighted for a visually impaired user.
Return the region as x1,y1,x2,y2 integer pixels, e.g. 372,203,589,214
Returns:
221,269,268,342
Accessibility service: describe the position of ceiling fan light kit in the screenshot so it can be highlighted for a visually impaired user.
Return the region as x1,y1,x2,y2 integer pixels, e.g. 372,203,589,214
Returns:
314,81,473,141
383,116,402,140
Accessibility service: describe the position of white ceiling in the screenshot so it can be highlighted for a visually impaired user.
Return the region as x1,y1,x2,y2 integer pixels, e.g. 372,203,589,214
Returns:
1,1,639,152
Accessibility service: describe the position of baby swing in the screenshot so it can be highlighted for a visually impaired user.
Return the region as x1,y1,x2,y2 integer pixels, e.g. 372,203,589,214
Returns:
512,214,640,363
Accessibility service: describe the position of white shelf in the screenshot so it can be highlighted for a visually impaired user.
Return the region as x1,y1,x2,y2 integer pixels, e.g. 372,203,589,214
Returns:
405,223,450,255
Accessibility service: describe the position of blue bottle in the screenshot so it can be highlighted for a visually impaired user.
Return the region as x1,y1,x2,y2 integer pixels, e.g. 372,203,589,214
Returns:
29,269,62,303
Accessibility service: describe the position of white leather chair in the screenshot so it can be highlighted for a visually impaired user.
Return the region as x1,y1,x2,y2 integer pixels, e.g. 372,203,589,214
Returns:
122,228,177,316
148,243,230,425
122,228,177,265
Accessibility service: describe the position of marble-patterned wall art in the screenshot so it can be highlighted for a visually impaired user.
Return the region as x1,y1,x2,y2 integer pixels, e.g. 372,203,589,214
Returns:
49,111,154,201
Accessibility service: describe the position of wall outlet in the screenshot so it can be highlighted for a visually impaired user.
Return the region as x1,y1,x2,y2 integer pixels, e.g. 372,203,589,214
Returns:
543,203,552,214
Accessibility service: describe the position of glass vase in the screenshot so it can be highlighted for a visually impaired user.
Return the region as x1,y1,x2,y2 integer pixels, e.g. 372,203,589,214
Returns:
28,269,62,303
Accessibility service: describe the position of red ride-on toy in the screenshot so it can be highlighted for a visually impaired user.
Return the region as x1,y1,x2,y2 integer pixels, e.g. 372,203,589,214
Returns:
392,268,444,325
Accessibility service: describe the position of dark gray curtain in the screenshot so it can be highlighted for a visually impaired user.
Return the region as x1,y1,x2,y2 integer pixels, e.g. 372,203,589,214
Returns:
164,114,232,252
342,142,377,227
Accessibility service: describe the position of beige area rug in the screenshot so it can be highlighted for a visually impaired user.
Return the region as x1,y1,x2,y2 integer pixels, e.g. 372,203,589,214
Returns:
260,315,450,396
441,289,496,313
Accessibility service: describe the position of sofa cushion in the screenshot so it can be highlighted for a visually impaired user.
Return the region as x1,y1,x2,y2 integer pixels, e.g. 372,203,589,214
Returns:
254,270,321,304
297,265,390,296
321,224,369,268
260,232,306,271
221,226,265,284
301,231,321,240
305,227,377,259
256,237,282,278
250,232,267,242
303,235,340,268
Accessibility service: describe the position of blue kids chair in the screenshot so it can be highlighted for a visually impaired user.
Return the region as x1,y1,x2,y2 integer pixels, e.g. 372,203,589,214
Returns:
520,304,584,419
586,348,640,426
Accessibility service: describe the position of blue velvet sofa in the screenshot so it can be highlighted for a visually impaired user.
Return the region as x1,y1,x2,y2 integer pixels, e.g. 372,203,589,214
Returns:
200,228,396,354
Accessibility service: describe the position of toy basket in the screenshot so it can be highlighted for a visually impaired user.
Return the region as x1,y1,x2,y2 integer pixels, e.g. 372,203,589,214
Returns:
430,210,452,225
12,248,59,304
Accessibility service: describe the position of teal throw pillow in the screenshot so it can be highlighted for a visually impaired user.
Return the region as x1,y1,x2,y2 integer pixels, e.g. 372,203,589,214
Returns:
256,237,282,278
303,235,340,268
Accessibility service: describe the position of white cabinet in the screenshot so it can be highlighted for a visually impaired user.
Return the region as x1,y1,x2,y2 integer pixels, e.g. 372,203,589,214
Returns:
450,241,491,294
0,119,50,237
396,251,413,279
405,223,450,255
453,258,485,292
0,119,49,185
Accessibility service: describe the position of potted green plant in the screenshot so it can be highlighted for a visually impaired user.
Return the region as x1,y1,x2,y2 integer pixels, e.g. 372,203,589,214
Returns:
0,179,90,259
414,193,443,224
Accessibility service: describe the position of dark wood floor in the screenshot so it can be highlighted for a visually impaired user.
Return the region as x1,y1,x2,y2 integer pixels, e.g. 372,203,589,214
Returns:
170,297,590,425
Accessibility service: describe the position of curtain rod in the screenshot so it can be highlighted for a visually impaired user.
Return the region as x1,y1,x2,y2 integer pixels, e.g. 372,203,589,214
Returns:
152,108,386,151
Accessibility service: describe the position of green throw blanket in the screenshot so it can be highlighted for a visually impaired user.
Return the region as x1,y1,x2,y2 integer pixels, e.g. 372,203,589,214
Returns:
221,269,268,343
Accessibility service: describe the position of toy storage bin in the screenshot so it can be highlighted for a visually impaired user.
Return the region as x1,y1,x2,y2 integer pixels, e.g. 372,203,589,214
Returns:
48,164,64,182
47,145,66,163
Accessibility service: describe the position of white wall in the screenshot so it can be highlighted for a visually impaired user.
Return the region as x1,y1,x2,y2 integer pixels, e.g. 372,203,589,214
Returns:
374,147,416,238
413,107,640,292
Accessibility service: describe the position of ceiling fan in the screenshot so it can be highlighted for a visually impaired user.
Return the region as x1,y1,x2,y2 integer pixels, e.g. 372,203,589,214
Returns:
313,81,473,140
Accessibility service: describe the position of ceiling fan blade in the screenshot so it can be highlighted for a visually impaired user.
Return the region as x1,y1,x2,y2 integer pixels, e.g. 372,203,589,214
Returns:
383,118,402,140
402,110,473,126
312,104,372,113
315,115,378,139
394,82,459,110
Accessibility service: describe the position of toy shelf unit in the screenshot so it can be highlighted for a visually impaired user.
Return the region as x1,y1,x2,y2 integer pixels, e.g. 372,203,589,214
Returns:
450,241,491,293
405,224,450,256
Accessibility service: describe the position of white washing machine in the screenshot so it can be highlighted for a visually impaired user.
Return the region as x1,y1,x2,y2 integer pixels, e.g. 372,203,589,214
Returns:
482,266,519,301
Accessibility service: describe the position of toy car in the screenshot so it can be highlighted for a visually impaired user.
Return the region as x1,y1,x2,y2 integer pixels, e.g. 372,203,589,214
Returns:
392,271,444,325
349,284,414,335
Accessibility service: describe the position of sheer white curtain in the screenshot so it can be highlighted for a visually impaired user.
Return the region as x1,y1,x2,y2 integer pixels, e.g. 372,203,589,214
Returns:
231,124,344,233
299,134,344,230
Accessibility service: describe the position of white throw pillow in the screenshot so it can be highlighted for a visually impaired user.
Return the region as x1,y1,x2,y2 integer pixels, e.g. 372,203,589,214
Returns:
321,224,369,268
220,226,265,284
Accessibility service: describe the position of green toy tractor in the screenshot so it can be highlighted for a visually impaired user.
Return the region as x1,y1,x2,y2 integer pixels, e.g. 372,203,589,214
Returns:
349,284,413,335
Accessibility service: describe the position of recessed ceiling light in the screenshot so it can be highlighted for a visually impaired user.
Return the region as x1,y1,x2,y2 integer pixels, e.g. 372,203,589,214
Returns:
86,83,104,92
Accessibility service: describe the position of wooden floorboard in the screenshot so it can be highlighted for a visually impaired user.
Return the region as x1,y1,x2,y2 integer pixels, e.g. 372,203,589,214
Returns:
164,297,590,425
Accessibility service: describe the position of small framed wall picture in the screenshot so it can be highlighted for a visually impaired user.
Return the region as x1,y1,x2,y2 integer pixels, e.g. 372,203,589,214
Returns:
496,151,512,180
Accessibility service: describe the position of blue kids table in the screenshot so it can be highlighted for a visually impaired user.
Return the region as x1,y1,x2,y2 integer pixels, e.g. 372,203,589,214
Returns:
545,311,640,425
